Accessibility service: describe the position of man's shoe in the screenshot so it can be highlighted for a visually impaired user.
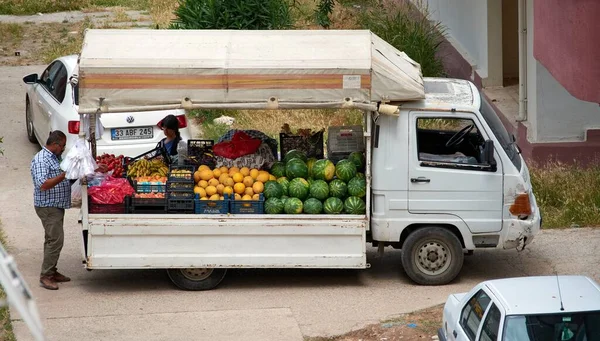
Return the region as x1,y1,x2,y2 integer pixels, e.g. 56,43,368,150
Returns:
52,272,71,283
40,276,58,290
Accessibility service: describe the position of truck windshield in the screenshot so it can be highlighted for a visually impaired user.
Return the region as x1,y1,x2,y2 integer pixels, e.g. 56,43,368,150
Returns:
479,94,522,171
503,311,600,341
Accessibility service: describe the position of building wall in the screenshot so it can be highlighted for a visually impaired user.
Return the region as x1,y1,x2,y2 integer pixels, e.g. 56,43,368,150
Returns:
418,0,491,81
502,0,519,80
533,0,600,103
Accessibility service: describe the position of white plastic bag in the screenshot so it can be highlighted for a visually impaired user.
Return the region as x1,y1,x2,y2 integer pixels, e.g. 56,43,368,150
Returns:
71,180,82,208
60,138,97,179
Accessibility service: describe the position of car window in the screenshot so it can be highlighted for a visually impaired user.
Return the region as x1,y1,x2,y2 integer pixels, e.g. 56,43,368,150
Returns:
480,303,501,341
460,290,492,341
503,311,600,341
416,117,492,169
39,61,68,103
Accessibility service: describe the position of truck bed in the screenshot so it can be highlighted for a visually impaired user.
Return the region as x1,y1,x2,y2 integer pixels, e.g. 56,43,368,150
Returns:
84,213,368,269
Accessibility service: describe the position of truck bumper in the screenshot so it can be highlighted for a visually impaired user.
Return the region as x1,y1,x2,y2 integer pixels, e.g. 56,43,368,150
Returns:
503,209,541,250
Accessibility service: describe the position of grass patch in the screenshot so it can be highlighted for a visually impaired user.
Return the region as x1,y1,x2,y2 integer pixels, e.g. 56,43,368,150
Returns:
0,23,24,45
0,222,16,341
0,0,148,15
40,17,94,63
148,0,178,28
112,7,131,22
531,163,600,228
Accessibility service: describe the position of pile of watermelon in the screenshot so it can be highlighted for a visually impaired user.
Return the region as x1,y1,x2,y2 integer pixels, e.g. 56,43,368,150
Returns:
264,149,366,215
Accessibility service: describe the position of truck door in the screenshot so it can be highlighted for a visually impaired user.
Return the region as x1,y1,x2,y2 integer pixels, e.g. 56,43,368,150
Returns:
408,112,503,233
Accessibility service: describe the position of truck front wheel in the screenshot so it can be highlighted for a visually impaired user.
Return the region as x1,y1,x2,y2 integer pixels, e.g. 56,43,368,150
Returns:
167,268,227,291
401,227,464,285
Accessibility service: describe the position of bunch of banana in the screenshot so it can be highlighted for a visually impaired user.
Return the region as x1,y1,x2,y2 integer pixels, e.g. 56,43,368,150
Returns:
127,159,169,177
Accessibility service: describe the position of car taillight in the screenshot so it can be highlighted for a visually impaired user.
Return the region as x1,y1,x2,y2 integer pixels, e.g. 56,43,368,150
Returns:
68,121,80,134
509,192,532,217
176,114,187,128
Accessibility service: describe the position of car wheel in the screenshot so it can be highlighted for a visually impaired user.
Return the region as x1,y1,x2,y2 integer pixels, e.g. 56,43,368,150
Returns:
401,227,464,285
26,99,37,144
167,268,227,291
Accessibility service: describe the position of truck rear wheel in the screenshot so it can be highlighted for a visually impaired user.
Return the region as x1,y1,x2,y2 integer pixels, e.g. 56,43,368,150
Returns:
401,227,464,285
167,268,227,291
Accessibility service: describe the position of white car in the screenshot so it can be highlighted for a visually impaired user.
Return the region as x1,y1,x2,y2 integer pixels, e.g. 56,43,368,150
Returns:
23,54,191,157
440,276,600,341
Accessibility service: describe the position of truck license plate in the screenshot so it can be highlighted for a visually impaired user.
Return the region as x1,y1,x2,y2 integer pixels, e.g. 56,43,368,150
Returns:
111,127,153,140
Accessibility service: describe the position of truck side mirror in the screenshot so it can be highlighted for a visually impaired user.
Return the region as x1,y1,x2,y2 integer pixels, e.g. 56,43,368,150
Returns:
23,73,38,84
483,140,496,170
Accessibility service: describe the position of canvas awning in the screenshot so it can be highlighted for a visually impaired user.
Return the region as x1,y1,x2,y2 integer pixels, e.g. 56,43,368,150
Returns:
77,29,425,114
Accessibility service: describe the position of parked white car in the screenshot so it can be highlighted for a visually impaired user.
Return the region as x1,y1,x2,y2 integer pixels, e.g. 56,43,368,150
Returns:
23,54,191,157
439,276,600,341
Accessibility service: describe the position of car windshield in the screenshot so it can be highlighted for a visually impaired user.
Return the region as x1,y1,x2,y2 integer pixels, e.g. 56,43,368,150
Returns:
479,93,521,171
503,311,600,341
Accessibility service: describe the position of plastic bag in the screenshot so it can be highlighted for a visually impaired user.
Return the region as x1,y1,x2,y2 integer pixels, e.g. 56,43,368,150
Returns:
71,180,82,208
88,176,135,204
60,138,97,179
213,131,262,159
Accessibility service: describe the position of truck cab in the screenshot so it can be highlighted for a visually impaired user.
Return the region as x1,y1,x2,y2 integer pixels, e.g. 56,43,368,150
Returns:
371,77,541,285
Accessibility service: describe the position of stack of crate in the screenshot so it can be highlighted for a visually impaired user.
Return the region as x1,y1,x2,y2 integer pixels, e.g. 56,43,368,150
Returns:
166,165,195,213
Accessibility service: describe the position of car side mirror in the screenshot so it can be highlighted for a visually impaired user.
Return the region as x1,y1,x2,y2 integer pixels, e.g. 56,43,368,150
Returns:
23,73,38,84
483,140,497,170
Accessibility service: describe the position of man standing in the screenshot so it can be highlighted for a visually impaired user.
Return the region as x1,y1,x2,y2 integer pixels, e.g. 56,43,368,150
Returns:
30,131,72,290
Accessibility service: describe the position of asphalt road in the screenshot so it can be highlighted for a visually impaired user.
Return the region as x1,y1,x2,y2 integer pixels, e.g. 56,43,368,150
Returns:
1,65,599,341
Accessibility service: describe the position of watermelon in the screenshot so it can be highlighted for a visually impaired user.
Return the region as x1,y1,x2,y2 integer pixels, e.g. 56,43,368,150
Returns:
286,158,309,179
323,197,344,214
276,177,290,196
288,178,310,200
284,197,303,214
283,149,307,164
309,180,329,201
264,197,284,214
303,198,323,214
312,159,335,181
348,152,365,171
335,159,357,182
355,172,365,179
347,176,367,198
306,158,317,178
270,162,286,178
344,196,366,214
329,179,348,199
263,180,283,199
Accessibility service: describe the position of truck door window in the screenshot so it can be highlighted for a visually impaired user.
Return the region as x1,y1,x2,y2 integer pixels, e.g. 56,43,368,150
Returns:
460,290,492,341
479,303,501,341
416,117,490,170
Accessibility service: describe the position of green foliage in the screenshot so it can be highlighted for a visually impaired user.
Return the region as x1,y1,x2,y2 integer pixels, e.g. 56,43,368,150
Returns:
315,0,335,28
170,0,293,30
360,2,446,77
0,0,148,15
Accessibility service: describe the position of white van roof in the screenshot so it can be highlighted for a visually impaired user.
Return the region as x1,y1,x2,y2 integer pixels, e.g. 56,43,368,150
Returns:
77,29,425,114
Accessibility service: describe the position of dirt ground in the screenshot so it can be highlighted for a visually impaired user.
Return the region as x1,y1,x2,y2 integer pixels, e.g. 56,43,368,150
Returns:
307,305,443,341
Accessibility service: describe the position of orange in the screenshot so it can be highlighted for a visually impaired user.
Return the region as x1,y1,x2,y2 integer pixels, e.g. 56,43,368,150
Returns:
229,167,240,176
213,168,222,178
219,166,229,174
240,167,250,176
199,169,214,181
198,180,208,188
224,177,235,187
193,171,203,183
205,186,217,196
223,186,233,195
252,194,260,200
218,173,230,184
233,183,246,194
198,165,210,172
256,171,269,183
194,187,207,198
249,168,260,180
208,178,220,187
244,187,254,197
209,194,220,201
242,176,254,187
242,194,252,201
220,195,224,200
216,184,225,195
232,172,244,183
269,174,276,181
252,181,264,194
200,197,208,201
234,193,242,200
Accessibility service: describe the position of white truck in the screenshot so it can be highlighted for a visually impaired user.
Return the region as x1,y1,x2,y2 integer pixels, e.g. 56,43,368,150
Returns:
77,29,541,290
